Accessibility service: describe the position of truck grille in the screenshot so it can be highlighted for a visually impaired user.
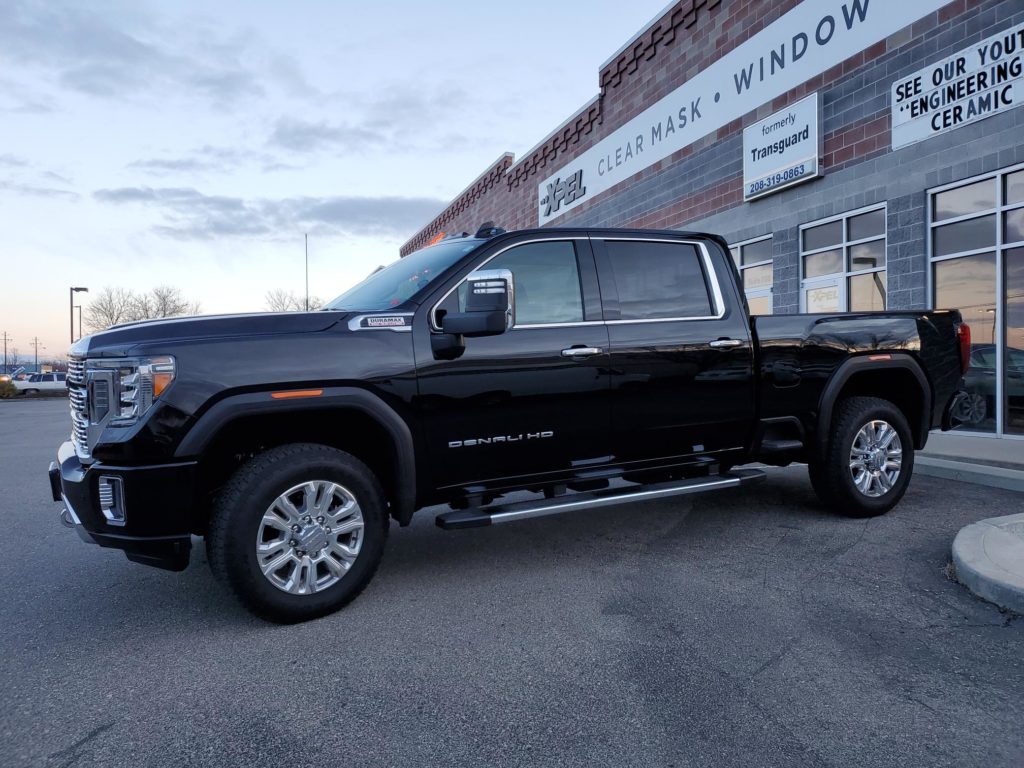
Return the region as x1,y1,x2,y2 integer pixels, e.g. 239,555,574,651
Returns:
67,359,85,385
67,357,90,459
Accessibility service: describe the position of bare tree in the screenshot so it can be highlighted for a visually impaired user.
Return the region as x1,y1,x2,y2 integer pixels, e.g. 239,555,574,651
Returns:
265,289,322,312
86,286,202,331
133,285,201,320
7,347,20,370
85,287,137,331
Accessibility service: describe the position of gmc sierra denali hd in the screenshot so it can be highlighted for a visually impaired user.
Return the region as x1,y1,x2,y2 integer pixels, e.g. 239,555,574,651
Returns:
49,227,971,622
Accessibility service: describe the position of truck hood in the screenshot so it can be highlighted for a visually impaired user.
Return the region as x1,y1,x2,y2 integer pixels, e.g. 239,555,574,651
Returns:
71,311,347,357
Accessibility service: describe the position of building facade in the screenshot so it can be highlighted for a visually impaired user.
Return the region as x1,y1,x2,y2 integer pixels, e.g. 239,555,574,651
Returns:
403,0,1024,440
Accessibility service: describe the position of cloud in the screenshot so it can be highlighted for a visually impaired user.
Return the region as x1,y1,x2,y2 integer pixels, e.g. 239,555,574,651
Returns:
127,145,273,176
94,186,445,240
0,180,79,200
266,84,480,156
267,119,385,152
0,2,302,106
0,154,28,168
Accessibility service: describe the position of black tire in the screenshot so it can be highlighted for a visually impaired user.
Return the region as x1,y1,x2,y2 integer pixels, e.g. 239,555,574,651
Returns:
23,388,38,396
207,443,388,623
810,396,915,518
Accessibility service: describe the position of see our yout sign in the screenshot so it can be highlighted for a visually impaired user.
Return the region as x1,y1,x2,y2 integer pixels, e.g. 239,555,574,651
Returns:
891,22,1024,150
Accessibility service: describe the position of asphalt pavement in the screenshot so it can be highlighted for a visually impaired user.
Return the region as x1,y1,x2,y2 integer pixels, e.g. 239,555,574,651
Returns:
1,398,1021,768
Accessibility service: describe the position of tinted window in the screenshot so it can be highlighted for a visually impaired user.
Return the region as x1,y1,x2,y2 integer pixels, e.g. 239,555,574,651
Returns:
848,209,885,241
326,238,485,311
741,238,772,265
42,374,55,382
485,241,584,325
933,179,996,222
803,221,842,251
604,241,712,320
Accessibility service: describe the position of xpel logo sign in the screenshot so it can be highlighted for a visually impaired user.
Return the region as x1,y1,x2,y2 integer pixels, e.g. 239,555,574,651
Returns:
541,170,586,217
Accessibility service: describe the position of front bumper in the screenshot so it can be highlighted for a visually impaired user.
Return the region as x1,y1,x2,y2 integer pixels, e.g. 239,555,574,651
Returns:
49,440,197,571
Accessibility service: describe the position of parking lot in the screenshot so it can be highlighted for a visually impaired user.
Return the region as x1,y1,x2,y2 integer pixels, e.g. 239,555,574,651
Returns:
1,398,1021,768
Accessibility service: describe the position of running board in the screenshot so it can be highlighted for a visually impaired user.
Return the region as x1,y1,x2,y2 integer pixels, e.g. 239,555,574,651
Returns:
435,469,766,530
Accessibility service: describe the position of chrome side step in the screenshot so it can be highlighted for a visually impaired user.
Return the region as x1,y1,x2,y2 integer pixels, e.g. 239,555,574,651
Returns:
435,469,765,530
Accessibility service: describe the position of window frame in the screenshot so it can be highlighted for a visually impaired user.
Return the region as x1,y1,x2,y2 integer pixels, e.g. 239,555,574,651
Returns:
594,237,726,324
799,202,888,313
729,234,774,315
927,160,1024,441
429,237,600,331
430,236,726,330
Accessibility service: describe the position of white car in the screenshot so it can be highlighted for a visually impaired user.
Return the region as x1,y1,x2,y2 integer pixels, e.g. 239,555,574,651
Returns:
13,372,67,395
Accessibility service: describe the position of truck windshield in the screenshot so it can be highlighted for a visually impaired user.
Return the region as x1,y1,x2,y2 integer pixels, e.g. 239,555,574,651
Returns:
325,239,485,311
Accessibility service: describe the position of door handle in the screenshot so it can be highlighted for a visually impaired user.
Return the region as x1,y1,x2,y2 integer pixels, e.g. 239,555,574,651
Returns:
561,346,603,358
709,338,743,349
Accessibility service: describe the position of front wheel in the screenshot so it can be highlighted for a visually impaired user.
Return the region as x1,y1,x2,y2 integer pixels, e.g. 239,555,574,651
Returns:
207,443,389,623
810,396,915,518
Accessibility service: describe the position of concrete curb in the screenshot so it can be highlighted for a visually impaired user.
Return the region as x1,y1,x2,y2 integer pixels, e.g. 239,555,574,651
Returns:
952,513,1024,615
916,456,1024,493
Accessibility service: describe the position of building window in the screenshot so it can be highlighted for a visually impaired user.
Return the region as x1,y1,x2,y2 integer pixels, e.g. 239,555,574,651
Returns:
729,235,773,315
929,163,1024,438
799,204,887,313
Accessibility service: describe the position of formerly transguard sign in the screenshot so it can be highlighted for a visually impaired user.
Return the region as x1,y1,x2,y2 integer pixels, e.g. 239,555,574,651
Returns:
891,22,1024,150
742,93,821,201
537,0,949,225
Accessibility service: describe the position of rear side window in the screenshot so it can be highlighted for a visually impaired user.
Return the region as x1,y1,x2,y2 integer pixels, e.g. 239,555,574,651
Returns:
604,241,713,320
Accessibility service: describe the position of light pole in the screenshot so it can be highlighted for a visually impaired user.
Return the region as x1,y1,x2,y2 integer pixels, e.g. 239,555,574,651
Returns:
31,337,44,370
304,233,309,312
1,331,11,375
70,287,88,343
75,305,83,341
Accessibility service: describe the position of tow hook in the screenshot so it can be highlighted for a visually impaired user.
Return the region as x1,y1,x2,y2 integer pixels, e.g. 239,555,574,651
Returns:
59,507,76,529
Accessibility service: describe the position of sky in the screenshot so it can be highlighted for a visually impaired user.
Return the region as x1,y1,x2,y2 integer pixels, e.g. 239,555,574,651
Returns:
0,0,671,362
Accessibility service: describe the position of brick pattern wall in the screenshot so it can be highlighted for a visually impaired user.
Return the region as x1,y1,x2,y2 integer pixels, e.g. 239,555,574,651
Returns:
402,0,1022,322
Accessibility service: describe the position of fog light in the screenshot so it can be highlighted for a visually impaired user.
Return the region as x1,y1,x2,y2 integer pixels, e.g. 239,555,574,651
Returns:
98,476,126,525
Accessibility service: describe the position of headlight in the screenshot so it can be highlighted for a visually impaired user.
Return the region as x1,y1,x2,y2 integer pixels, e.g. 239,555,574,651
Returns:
86,356,175,425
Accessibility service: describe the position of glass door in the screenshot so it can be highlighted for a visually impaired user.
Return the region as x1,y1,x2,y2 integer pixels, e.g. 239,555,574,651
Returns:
801,278,845,313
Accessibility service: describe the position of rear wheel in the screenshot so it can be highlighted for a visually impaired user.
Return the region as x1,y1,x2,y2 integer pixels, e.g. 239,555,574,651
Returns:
23,388,38,396
207,443,388,623
810,396,914,518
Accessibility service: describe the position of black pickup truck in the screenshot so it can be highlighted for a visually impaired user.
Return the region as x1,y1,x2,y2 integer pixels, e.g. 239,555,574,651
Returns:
49,227,971,622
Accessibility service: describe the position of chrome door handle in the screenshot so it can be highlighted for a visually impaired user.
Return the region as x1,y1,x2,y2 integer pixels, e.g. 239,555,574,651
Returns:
708,339,743,349
561,346,603,358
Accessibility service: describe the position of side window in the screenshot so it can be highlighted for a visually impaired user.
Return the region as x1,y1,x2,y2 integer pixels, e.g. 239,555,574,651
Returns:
56,373,66,382
437,241,585,327
604,241,713,320
42,374,55,382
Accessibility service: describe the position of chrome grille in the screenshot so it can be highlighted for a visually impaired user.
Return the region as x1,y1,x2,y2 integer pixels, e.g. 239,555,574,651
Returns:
67,357,90,459
67,359,85,385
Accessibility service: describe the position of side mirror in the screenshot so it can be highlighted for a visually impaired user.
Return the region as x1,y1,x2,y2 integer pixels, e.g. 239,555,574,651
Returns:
440,269,514,338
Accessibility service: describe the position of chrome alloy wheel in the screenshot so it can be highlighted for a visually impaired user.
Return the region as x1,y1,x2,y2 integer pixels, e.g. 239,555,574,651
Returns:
256,481,364,595
849,420,903,498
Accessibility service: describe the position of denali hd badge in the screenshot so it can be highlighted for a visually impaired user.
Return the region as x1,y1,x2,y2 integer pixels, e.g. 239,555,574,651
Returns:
540,170,586,217
449,431,554,448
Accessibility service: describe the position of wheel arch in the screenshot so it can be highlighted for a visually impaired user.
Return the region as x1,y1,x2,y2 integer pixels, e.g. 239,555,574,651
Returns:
177,387,417,527
816,354,932,456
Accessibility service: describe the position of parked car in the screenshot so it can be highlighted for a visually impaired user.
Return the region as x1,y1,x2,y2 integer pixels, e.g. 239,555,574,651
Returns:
15,372,67,395
49,226,970,622
951,345,1024,426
